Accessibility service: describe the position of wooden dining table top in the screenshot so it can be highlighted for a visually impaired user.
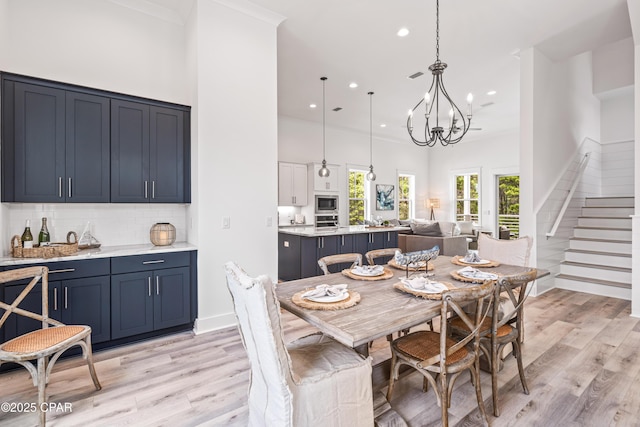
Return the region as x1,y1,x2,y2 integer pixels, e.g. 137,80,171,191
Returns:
276,256,549,350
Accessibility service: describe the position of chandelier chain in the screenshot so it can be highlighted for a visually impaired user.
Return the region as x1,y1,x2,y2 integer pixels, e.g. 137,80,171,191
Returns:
435,0,440,62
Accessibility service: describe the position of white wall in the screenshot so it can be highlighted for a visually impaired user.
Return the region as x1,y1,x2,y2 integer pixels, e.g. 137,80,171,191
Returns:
426,130,520,234
592,37,634,95
189,0,282,332
277,116,431,224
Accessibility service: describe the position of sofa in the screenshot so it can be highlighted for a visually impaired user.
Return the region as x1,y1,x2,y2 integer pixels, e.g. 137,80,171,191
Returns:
397,220,469,256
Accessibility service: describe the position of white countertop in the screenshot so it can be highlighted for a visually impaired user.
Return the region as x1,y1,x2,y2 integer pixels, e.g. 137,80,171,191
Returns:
0,242,197,267
278,225,409,238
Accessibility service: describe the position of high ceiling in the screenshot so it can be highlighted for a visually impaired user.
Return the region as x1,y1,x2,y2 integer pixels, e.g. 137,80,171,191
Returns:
142,0,633,144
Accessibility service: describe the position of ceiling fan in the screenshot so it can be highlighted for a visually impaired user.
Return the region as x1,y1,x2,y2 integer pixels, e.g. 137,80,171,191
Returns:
449,117,482,133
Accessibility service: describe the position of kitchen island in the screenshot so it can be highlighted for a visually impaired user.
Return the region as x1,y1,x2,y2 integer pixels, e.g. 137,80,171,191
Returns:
278,226,408,281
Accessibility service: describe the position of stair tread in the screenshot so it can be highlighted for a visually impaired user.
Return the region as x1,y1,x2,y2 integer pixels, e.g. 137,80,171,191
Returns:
578,216,632,219
565,249,631,258
570,237,631,243
561,261,631,272
574,226,631,231
556,274,631,289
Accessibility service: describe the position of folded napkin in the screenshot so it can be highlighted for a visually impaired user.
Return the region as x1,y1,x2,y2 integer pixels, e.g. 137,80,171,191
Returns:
401,277,448,293
302,284,348,299
463,252,483,263
352,265,384,276
457,266,498,280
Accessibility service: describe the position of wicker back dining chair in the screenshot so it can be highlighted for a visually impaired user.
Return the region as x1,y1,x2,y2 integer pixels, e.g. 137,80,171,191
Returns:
224,262,373,426
449,268,537,416
386,280,495,427
317,253,362,275
365,248,400,265
0,266,101,427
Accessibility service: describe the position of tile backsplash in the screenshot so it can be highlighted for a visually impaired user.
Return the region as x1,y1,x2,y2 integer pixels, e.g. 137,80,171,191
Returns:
4,203,188,255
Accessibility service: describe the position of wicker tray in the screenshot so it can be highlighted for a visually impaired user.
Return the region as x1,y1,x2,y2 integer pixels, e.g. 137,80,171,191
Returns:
450,255,500,268
292,290,361,310
342,267,394,281
450,270,499,284
11,231,78,259
393,281,457,300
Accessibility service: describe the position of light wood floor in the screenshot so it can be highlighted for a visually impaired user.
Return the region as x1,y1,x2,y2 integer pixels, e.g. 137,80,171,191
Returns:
1,288,640,426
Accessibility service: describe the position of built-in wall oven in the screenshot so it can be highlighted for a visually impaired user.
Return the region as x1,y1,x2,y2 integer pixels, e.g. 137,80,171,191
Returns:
315,195,339,229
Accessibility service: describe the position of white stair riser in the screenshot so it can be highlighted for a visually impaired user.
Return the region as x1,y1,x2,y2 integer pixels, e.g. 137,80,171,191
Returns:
585,198,634,208
560,264,631,283
555,277,631,300
564,251,631,268
573,228,631,240
581,207,634,216
569,240,631,254
578,217,631,228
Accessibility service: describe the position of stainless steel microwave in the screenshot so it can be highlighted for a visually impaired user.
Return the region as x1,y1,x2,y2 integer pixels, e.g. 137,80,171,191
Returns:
315,195,338,213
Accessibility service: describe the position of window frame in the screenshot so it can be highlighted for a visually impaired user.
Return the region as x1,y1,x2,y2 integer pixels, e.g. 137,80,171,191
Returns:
347,166,370,225
452,168,481,224
397,172,415,220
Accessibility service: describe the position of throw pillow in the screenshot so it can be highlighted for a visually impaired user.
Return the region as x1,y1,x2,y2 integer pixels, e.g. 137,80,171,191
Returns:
439,221,459,237
411,222,444,237
458,221,474,235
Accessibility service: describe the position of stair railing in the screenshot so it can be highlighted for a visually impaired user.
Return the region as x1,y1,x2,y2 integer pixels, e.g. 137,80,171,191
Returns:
546,152,591,239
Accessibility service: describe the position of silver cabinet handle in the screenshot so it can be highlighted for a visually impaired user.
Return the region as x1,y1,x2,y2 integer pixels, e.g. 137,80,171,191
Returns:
53,287,58,311
341,235,344,246
68,177,72,198
156,276,160,295
148,276,152,297
152,181,156,199
144,181,148,199
64,287,68,309
58,177,63,198
49,268,75,274
142,260,165,265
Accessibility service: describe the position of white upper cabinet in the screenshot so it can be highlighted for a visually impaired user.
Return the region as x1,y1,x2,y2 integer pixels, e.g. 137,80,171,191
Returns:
310,163,339,192
278,162,308,206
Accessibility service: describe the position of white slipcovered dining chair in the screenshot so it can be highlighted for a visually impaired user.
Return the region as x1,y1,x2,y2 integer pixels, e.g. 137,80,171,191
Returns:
224,262,374,427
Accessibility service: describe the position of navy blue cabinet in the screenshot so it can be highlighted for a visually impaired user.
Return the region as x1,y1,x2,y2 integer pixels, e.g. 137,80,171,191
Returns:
111,253,191,340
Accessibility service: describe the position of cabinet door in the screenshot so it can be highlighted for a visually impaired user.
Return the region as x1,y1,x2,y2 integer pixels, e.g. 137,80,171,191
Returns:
278,233,301,281
384,231,399,248
292,164,308,206
111,272,154,339
336,234,356,270
150,106,184,203
316,235,340,274
65,91,110,202
61,276,110,343
111,99,150,202
13,83,66,202
154,267,190,330
278,162,295,205
3,282,62,342
313,164,339,192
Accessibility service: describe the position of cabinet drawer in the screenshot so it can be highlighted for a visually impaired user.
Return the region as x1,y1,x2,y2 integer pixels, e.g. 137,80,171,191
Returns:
2,258,110,281
111,252,190,274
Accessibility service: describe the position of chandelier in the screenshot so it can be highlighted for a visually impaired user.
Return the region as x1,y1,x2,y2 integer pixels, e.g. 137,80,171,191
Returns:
407,0,473,147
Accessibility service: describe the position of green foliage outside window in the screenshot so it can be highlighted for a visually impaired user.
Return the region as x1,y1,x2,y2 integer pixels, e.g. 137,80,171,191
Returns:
349,171,366,224
455,174,479,220
498,176,520,215
398,175,411,220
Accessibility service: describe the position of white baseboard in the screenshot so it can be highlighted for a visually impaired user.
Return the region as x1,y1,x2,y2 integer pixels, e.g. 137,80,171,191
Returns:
193,312,237,335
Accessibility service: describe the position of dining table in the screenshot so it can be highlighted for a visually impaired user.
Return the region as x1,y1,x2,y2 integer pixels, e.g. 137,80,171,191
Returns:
276,255,549,356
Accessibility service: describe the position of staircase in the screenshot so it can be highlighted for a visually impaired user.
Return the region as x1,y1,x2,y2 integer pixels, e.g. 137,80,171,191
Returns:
555,196,633,300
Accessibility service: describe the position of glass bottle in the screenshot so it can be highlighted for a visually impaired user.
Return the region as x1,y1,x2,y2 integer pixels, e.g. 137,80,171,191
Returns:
21,220,33,249
38,217,50,247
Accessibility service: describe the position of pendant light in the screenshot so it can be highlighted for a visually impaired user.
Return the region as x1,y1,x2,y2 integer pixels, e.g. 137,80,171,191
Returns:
318,77,330,177
366,91,376,181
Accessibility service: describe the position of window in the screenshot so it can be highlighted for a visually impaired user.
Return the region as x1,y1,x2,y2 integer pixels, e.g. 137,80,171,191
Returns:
498,175,520,237
398,174,415,220
348,169,367,225
455,173,479,222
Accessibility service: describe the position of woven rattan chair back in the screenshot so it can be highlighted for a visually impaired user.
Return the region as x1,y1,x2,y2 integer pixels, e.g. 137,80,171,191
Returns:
0,266,101,426
365,248,400,265
317,253,362,275
387,280,495,427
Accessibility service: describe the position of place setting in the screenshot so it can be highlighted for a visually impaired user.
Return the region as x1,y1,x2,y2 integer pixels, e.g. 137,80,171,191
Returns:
451,251,500,268
342,264,394,281
292,283,361,310
450,266,500,283
393,275,456,300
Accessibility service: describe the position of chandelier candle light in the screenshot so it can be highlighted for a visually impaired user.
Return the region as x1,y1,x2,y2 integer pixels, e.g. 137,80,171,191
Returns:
366,91,376,181
407,0,473,147
318,77,330,177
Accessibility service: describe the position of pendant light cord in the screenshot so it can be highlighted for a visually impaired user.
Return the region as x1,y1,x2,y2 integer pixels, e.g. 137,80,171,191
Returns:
322,77,327,159
369,92,373,165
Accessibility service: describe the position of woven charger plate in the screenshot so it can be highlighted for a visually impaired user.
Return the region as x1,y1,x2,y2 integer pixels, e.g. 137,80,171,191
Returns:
393,281,456,300
388,259,434,271
342,267,394,281
292,290,361,310
450,256,500,268
450,270,500,284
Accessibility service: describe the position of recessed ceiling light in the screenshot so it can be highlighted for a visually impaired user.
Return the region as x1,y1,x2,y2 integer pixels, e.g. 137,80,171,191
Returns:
487,90,497,96
349,82,358,89
309,103,317,108
397,27,409,37
380,124,387,128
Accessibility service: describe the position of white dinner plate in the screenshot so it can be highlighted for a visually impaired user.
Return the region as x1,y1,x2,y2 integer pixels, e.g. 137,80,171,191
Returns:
305,292,349,303
351,267,385,277
463,259,491,265
458,270,498,280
